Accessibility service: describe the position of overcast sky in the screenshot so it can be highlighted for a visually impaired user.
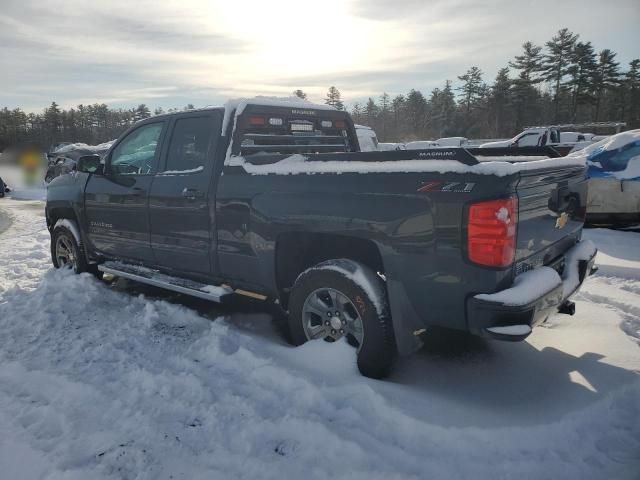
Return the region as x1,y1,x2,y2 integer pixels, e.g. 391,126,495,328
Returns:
1,0,639,112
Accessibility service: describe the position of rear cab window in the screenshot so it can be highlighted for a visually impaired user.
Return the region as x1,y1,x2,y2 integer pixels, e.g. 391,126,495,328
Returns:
231,105,357,157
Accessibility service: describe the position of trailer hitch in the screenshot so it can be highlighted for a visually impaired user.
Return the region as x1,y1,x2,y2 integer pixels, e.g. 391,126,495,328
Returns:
558,300,576,316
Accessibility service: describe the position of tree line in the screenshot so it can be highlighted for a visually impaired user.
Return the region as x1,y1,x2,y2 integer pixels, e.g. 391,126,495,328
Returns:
0,103,194,152
1,28,638,150
315,28,639,142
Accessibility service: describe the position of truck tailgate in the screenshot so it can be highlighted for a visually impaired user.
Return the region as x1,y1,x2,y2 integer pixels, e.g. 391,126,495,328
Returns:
514,165,587,274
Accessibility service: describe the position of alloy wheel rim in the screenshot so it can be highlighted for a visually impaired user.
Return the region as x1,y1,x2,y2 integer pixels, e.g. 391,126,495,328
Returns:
302,288,364,351
55,235,76,269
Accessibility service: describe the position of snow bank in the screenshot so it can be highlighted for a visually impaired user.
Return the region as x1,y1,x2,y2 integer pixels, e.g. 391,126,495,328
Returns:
227,152,586,177
1,200,639,480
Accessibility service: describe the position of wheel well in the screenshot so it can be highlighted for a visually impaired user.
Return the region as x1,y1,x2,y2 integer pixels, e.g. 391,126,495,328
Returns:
46,207,77,231
275,232,385,306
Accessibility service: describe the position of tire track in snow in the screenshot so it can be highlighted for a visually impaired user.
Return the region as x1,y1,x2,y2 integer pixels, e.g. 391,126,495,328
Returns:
578,276,640,343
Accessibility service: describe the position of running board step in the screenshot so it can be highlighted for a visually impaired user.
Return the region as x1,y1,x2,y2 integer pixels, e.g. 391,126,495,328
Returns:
98,261,232,302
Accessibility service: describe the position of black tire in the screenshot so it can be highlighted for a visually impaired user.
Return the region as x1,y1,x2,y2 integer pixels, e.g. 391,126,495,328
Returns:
288,259,396,379
50,222,102,278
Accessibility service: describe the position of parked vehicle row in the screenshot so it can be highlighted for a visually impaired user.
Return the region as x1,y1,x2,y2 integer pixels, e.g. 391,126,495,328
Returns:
46,98,597,378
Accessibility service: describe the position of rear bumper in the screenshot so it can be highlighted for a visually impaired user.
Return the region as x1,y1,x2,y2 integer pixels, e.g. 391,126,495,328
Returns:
467,240,598,341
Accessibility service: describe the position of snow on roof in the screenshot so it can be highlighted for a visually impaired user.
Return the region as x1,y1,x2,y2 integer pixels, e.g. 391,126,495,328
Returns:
54,140,115,154
221,96,336,137
404,141,439,149
568,129,640,160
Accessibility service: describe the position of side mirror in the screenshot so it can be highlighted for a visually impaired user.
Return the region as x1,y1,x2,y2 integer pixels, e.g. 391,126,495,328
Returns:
76,155,103,174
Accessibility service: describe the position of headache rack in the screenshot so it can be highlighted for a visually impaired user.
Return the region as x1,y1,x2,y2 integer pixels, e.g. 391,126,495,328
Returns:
231,104,357,157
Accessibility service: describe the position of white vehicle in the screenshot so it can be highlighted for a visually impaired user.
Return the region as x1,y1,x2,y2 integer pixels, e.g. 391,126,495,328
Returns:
560,132,595,142
355,125,379,152
404,140,439,150
480,123,625,155
567,129,640,226
436,137,469,147
479,127,556,148
377,142,405,151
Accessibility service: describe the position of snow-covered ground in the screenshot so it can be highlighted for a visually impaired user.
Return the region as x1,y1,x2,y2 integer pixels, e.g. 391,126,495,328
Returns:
0,197,639,479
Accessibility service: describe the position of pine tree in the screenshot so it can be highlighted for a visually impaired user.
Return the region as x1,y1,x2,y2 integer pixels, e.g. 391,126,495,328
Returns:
292,89,307,100
488,67,513,137
593,49,620,120
351,102,364,124
154,107,165,116
134,104,151,122
567,41,597,121
364,98,379,126
509,41,543,82
391,94,405,140
440,81,457,136
378,93,391,140
404,89,427,138
457,66,484,115
541,28,578,121
324,86,344,110
623,59,640,127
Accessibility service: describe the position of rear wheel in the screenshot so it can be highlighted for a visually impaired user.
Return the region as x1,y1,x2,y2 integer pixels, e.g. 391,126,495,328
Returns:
287,259,396,379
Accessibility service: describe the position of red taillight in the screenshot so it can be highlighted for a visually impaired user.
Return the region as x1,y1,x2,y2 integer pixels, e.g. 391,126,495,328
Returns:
467,196,518,267
248,115,265,126
334,120,346,128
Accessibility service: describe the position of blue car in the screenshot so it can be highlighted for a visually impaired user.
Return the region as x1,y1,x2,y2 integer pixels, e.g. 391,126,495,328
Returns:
583,131,640,226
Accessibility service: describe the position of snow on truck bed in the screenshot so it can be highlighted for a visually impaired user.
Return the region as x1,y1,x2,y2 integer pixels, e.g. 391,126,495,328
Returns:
227,152,586,176
0,200,639,479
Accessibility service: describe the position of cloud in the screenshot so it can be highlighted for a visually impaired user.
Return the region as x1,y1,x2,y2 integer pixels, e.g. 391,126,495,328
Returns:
1,0,638,111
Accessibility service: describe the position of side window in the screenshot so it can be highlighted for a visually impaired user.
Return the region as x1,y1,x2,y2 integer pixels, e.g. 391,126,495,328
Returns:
601,145,640,172
110,123,163,175
163,116,214,173
517,133,539,147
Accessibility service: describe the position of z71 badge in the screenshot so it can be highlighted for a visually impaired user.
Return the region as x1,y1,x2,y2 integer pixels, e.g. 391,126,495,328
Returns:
417,181,476,193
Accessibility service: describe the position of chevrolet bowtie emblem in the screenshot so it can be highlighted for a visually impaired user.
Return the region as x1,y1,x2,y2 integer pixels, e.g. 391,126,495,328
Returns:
555,212,569,229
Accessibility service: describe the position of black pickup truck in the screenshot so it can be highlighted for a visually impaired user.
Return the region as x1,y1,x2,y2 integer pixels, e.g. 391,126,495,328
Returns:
46,99,597,378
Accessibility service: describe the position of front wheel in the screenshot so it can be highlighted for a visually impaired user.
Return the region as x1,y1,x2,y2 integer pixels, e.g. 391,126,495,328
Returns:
287,259,396,379
50,222,102,278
